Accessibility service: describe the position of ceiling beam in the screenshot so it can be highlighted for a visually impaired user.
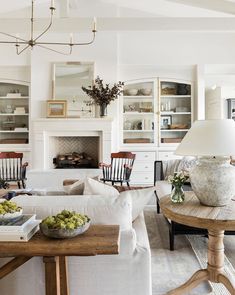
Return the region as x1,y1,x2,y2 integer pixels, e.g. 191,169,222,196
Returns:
166,0,235,15
58,0,70,18
1,17,235,33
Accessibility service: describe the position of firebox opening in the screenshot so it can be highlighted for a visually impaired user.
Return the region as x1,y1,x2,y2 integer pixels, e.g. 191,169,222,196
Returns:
52,136,99,169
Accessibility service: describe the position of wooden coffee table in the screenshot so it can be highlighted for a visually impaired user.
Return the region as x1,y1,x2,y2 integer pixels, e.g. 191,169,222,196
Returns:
0,225,119,295
160,192,235,295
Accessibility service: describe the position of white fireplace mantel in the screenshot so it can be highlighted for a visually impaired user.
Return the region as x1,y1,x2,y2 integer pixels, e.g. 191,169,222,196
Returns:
32,118,113,170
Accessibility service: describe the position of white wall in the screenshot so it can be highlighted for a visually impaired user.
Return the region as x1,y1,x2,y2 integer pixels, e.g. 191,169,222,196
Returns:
1,30,235,152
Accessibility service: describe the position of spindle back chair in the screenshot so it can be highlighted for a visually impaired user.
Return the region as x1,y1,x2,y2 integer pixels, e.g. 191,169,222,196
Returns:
0,152,28,189
100,152,136,186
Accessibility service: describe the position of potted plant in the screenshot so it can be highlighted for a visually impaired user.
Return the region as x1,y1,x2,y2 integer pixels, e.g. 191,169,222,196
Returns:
168,172,189,203
82,76,124,117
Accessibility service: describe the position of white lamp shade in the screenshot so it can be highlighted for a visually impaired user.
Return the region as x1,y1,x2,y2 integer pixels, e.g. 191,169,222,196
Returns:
175,119,235,156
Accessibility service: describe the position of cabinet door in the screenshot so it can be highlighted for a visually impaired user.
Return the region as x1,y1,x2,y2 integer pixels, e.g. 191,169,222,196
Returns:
122,80,156,146
159,79,192,146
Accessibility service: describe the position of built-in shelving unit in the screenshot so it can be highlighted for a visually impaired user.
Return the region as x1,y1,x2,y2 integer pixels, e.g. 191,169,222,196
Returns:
159,79,193,145
0,81,30,145
121,79,156,145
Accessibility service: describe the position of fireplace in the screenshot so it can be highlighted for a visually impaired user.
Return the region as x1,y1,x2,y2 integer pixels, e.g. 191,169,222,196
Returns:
52,136,99,169
32,118,113,170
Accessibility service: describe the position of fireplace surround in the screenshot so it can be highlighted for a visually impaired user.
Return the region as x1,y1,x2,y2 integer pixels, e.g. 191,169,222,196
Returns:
32,118,113,170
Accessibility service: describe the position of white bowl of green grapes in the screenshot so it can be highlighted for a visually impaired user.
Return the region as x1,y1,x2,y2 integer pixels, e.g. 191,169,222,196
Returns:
40,210,91,239
0,200,23,222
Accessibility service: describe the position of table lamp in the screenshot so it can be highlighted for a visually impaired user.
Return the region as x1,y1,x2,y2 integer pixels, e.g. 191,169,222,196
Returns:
175,119,235,206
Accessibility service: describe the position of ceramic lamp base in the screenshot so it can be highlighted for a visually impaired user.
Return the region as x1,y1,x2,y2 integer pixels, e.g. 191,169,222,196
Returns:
189,157,235,207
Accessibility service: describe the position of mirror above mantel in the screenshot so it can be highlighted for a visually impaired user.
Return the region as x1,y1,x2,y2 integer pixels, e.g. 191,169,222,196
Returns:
52,62,95,118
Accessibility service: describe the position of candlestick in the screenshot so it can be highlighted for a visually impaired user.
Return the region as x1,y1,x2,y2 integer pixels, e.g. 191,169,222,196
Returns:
93,17,97,31
70,33,73,44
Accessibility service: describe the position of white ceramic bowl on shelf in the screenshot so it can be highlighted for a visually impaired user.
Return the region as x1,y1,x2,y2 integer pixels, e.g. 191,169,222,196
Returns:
139,88,152,96
125,89,138,96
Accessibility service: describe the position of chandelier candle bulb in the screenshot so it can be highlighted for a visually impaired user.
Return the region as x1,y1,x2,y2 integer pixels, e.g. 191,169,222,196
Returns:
51,0,55,8
93,17,97,31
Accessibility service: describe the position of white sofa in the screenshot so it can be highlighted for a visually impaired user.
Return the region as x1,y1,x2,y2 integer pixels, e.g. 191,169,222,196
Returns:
0,193,152,295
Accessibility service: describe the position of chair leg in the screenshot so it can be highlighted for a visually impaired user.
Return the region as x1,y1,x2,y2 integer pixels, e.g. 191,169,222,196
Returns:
155,192,161,214
169,222,175,251
112,181,114,186
127,182,130,187
17,181,21,189
22,180,26,189
120,181,123,186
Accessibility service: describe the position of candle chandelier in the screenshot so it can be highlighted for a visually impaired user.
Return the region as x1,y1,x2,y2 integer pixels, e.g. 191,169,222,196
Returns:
0,0,97,55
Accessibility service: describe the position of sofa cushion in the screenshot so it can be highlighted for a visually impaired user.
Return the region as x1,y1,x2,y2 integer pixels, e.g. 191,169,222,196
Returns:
63,179,84,195
14,194,132,231
83,177,119,197
84,178,154,221
121,187,155,221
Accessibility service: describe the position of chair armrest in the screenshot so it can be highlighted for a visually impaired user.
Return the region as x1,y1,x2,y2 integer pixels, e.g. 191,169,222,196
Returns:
99,162,111,168
22,162,28,169
123,164,133,170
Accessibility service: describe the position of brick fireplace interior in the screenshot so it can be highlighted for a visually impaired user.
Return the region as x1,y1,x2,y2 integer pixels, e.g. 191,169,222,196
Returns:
49,136,100,169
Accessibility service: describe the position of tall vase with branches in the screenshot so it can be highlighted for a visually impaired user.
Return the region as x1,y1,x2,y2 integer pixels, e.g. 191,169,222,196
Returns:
82,76,124,117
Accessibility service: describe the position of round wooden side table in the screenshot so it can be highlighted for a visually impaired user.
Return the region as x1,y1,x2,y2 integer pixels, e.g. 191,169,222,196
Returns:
160,192,235,295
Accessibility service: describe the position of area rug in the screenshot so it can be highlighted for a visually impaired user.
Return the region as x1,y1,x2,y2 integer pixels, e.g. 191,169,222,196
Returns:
144,206,235,295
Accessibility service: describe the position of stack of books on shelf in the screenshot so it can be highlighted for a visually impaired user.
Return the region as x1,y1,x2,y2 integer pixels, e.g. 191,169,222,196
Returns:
0,214,40,242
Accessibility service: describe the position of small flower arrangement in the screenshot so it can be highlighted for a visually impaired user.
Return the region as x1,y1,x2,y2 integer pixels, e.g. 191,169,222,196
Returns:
168,171,189,187
81,76,124,106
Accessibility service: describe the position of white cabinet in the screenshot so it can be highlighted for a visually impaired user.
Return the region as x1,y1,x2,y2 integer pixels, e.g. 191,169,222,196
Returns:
121,78,193,148
0,80,30,146
120,78,193,185
130,151,155,185
159,79,193,145
121,80,157,146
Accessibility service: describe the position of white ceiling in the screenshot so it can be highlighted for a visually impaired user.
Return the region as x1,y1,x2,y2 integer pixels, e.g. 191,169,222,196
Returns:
0,0,235,18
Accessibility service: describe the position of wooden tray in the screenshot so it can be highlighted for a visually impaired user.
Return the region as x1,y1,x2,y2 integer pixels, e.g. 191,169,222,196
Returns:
124,138,151,143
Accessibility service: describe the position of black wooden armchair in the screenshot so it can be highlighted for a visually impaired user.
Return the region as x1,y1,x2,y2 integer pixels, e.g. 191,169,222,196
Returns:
154,160,235,250
154,160,207,251
0,152,28,189
100,152,136,186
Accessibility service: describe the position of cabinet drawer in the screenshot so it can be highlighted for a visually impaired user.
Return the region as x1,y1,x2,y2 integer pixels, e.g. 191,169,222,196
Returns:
133,161,153,172
158,151,182,161
134,151,155,161
131,172,154,184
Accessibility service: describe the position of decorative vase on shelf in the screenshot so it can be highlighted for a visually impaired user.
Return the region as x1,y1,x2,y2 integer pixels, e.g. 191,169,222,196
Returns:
99,103,108,117
170,185,185,203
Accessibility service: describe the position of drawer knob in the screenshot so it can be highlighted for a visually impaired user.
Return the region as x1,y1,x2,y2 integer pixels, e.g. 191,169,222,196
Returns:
145,166,149,168
145,155,149,158
145,177,149,179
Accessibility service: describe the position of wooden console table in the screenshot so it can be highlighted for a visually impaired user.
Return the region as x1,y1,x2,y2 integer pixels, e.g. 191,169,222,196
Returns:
0,225,119,295
160,192,235,295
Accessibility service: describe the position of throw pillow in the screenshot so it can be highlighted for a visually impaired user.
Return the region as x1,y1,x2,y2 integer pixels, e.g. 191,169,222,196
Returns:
178,156,197,175
120,187,155,221
14,194,132,231
114,185,150,193
63,179,84,195
83,177,119,197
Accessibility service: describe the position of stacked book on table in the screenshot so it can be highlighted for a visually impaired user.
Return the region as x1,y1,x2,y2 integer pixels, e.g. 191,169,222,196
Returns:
0,214,40,242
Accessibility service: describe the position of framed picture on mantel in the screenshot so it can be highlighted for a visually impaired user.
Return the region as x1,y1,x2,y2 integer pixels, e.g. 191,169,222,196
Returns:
47,100,67,118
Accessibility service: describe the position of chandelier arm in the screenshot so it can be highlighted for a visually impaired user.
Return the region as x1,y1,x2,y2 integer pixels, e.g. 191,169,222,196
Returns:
31,0,34,41
34,7,54,42
16,45,30,55
37,44,73,55
0,32,28,42
36,31,96,46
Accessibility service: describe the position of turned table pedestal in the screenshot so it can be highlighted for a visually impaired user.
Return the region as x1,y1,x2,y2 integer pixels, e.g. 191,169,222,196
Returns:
160,192,235,295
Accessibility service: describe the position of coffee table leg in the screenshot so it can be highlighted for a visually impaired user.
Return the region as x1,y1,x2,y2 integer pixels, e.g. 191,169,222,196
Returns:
167,229,235,295
59,256,69,295
208,230,235,294
166,269,208,295
43,256,61,295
